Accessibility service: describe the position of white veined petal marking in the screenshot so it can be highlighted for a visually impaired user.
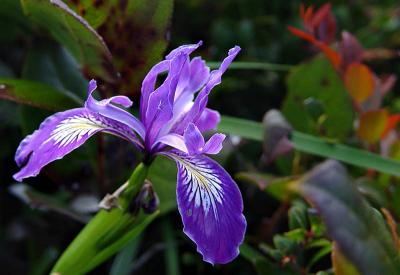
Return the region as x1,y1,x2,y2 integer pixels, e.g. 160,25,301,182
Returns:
48,115,107,147
176,155,224,220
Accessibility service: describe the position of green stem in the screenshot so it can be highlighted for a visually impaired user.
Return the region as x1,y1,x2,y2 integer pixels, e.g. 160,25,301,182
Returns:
81,211,159,274
51,163,150,275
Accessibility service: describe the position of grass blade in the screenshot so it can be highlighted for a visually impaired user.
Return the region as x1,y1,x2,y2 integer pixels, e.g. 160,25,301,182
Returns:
208,61,292,71
219,115,400,176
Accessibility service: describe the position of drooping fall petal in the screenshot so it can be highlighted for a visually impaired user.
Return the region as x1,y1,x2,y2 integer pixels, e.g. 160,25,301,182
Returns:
14,108,139,181
166,151,246,264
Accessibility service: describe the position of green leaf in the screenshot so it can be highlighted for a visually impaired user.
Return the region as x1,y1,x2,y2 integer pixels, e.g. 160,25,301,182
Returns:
288,200,309,230
219,116,400,177
83,212,158,274
218,115,264,141
22,40,88,98
21,0,116,81
0,78,81,111
273,235,298,255
236,172,296,201
290,131,400,177
240,243,294,275
162,218,180,275
293,160,400,275
30,247,59,275
148,157,177,214
207,61,292,71
282,57,354,140
110,236,142,275
0,0,32,42
51,163,156,275
356,178,387,207
306,242,332,271
64,0,174,96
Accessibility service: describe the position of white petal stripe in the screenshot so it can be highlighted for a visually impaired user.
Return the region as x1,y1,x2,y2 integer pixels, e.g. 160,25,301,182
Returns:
175,155,224,220
47,115,107,147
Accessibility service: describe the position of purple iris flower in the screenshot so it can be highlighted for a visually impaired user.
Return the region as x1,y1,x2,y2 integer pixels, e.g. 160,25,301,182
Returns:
13,42,246,264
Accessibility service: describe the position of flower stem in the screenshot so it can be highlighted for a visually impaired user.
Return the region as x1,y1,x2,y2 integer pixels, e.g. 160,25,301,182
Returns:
51,163,154,275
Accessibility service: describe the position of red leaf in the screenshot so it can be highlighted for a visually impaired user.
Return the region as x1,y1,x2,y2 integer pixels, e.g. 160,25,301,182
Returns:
311,3,332,28
382,114,400,138
288,26,341,68
344,63,375,103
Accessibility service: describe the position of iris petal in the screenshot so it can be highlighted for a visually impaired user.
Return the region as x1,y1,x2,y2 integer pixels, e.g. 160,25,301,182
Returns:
184,123,205,155
144,54,187,149
85,80,145,139
165,41,203,60
165,151,246,264
154,134,188,153
14,108,140,181
140,60,170,121
203,134,225,155
196,108,220,132
174,46,241,134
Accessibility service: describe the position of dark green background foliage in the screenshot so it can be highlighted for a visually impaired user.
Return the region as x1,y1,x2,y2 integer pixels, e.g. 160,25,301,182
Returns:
1,0,400,274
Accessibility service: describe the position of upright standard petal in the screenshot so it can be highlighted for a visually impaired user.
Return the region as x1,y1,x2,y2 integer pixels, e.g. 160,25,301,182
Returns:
196,108,220,132
183,123,205,155
144,54,187,149
174,46,241,134
165,151,246,264
141,42,203,124
140,60,170,120
14,108,139,181
165,41,203,60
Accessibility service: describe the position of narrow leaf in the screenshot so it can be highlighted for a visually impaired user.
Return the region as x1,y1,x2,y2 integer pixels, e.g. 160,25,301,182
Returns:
162,218,180,275
207,61,292,71
110,236,142,275
0,78,81,111
219,115,400,177
51,163,151,274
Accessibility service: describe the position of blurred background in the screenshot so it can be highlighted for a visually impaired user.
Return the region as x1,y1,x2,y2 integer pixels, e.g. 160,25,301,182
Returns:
1,0,400,274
